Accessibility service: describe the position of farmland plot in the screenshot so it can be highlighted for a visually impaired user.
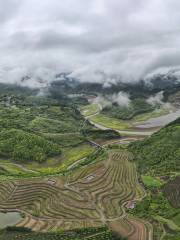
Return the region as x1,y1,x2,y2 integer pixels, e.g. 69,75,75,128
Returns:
0,150,151,239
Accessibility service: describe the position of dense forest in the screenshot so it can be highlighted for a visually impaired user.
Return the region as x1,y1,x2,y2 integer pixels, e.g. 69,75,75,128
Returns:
0,87,120,165
0,94,82,163
129,117,180,174
0,226,124,240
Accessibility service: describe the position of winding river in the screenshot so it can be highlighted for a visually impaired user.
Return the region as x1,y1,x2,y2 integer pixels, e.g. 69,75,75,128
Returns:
135,109,180,129
86,107,180,136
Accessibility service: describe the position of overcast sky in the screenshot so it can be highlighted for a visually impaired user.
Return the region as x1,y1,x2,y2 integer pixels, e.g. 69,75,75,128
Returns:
0,0,180,87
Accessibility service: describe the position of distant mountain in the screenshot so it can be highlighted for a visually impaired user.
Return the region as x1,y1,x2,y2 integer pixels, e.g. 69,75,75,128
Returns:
49,71,180,100
1,69,180,100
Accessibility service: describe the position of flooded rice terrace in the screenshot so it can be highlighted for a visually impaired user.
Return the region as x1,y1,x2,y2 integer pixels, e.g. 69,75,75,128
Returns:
0,212,22,229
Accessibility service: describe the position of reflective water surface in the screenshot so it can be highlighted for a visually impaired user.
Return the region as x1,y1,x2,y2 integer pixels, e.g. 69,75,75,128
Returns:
0,212,22,229
136,109,180,128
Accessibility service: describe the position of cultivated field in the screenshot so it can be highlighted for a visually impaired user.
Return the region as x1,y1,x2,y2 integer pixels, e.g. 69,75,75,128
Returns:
0,150,151,239
108,216,153,240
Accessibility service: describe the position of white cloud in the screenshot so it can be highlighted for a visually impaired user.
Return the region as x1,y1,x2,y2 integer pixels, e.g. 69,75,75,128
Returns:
147,91,164,106
0,0,180,87
111,92,131,107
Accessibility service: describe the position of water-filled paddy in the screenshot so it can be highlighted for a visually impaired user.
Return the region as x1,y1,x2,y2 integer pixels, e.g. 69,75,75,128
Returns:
0,212,22,229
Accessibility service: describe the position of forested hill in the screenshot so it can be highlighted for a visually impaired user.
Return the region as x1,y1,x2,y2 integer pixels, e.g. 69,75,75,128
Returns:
0,88,120,167
129,117,180,175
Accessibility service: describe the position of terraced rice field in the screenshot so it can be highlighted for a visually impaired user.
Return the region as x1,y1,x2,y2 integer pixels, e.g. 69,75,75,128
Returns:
108,216,153,240
0,150,151,239
163,176,180,208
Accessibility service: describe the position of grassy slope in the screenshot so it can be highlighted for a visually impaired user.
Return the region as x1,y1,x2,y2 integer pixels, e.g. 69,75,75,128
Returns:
141,175,163,188
81,103,100,117
90,114,130,130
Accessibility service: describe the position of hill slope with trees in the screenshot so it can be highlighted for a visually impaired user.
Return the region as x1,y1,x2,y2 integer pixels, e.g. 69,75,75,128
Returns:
129,117,180,175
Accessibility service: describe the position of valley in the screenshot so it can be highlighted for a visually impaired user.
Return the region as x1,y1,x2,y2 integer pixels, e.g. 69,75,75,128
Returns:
1,1,180,239
0,82,179,240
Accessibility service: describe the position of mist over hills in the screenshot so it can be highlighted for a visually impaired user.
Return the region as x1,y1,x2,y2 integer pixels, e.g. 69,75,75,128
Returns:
1,69,180,92
1,70,180,109
22,70,180,99
0,1,180,239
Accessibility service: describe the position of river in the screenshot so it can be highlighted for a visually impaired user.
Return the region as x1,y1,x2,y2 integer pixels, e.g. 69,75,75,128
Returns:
135,109,180,129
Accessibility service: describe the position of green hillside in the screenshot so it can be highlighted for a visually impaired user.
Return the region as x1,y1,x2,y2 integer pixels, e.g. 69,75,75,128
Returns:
0,129,61,163
129,117,180,175
129,118,180,239
102,98,154,120
0,226,123,240
0,91,121,177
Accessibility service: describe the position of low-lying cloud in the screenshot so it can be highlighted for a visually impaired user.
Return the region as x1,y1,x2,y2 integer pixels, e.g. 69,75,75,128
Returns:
146,91,164,106
111,92,131,107
1,0,180,88
92,91,131,109
92,96,111,109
